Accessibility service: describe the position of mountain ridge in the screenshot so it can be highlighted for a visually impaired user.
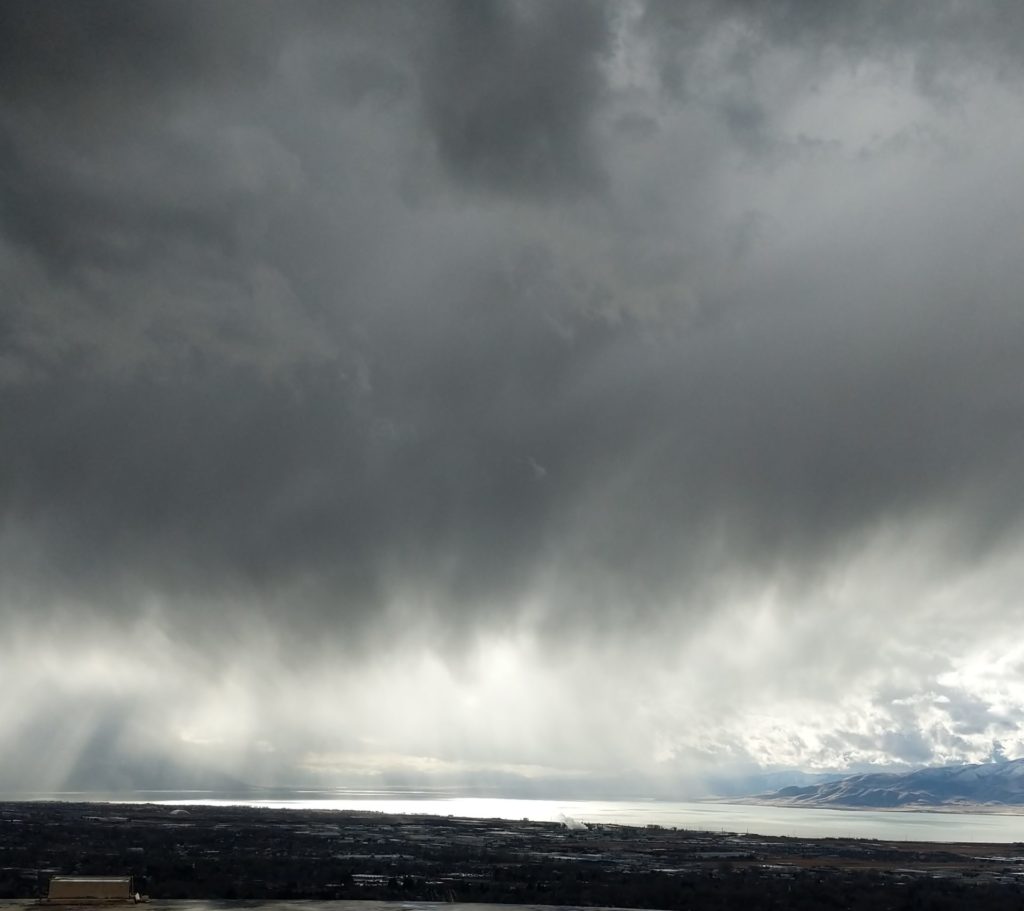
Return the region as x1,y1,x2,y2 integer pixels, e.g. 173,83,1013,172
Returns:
748,757,1024,810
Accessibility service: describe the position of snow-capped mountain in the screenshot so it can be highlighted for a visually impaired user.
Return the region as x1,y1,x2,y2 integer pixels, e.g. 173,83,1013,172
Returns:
753,758,1024,809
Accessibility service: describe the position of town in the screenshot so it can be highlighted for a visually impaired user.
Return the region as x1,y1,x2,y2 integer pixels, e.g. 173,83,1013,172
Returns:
3,802,1024,909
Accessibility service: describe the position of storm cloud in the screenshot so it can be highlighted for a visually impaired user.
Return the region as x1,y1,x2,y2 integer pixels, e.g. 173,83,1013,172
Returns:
3,0,1024,795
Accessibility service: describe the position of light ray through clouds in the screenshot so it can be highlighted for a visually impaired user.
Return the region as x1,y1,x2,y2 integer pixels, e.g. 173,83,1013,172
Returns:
2,0,1024,796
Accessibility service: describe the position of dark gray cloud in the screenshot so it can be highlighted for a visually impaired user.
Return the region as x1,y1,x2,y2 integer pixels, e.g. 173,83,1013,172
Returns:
0,2,237,104
3,0,1024,790
417,0,612,196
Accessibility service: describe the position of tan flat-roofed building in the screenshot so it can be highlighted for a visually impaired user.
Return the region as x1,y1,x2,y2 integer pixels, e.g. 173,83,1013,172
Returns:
46,876,137,903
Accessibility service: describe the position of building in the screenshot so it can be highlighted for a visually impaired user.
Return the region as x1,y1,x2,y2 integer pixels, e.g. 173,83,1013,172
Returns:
45,876,142,904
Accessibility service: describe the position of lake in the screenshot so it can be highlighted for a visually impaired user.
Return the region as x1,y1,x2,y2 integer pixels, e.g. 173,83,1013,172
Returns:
15,790,1021,843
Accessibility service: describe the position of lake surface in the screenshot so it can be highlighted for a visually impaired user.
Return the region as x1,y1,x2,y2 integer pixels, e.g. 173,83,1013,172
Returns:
10,789,1024,843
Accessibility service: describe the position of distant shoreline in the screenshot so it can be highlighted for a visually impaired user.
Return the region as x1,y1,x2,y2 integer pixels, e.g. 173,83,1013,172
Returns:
9,792,1024,818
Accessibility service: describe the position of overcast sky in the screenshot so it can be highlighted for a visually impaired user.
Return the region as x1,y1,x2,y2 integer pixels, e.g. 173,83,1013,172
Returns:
3,0,1024,797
